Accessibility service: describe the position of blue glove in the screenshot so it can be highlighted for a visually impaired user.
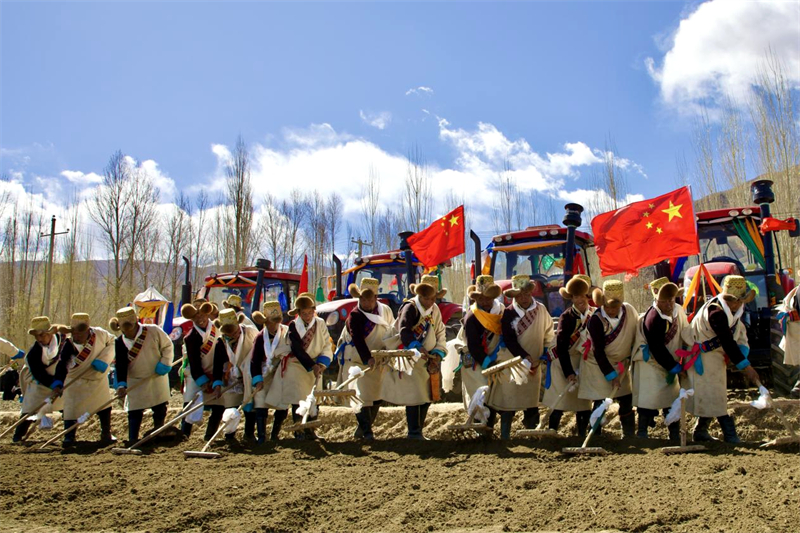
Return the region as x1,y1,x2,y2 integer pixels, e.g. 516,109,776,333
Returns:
91,359,109,373
195,374,209,387
154,362,171,375
252,375,264,386
12,349,24,360
50,380,64,390
735,345,751,370
242,402,254,413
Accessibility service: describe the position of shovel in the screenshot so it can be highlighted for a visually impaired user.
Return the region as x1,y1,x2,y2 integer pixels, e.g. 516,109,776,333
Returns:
449,384,492,435
184,391,255,459
661,393,705,454
111,383,235,456
284,385,324,433
751,381,800,448
517,381,578,438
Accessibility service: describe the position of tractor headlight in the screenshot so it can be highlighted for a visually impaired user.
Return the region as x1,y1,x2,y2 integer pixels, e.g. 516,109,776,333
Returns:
325,312,339,326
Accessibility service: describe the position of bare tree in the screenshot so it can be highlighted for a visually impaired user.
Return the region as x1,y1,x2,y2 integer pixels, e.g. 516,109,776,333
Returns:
360,165,381,245
403,144,432,232
326,192,343,270
224,135,255,269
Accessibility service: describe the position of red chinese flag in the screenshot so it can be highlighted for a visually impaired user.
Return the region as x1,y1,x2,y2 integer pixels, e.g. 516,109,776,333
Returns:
299,255,309,293
408,205,466,268
591,187,699,276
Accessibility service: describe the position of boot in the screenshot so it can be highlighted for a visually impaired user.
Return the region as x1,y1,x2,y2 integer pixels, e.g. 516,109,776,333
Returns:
98,407,116,444
128,410,144,444
304,414,321,441
255,409,268,444
243,411,256,441
591,400,604,437
291,407,304,440
405,405,424,440
151,402,167,431
576,410,590,438
791,379,800,399
693,417,717,442
63,419,77,446
637,408,656,439
667,422,680,443
205,406,224,441
486,408,498,429
419,403,430,429
547,409,563,432
369,402,381,424
271,409,288,441
718,415,741,444
354,410,374,440
500,411,515,440
618,395,635,439
180,402,193,438
12,420,32,443
522,407,539,430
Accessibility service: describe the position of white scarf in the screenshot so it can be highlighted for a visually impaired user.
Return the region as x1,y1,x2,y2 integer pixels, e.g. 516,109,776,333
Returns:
295,317,314,339
69,337,86,369
122,324,144,351
225,327,244,380
574,306,592,325
652,302,677,323
511,299,537,330
413,296,433,317
262,325,283,373
359,302,390,327
601,306,621,330
194,320,213,340
41,334,59,364
717,296,744,328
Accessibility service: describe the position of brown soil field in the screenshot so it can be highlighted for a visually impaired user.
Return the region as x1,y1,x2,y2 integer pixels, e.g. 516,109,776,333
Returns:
0,395,798,533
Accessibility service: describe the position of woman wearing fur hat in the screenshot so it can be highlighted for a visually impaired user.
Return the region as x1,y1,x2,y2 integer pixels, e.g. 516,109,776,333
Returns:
13,316,67,442
248,301,291,443
210,308,260,441
453,275,504,430
631,277,694,440
336,278,395,440
541,275,594,437
381,275,447,440
265,292,332,440
53,314,116,445
685,275,760,443
580,280,639,438
490,275,555,439
179,300,223,439
111,307,174,444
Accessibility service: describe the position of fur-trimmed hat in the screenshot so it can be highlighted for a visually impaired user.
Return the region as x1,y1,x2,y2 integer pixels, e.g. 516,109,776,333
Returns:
721,275,756,304
253,300,283,325
288,293,316,317
214,308,244,335
109,307,138,332
349,278,380,299
504,275,537,299
181,301,215,321
592,280,625,309
28,316,57,336
58,313,91,335
559,276,591,300
468,275,502,301
410,275,448,299
222,294,244,311
650,276,679,301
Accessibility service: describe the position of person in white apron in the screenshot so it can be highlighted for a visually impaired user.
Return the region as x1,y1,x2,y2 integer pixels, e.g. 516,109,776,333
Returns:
336,278,395,440
580,280,638,438
491,275,554,439
250,301,291,443
210,308,259,441
111,307,174,444
380,276,447,440
0,337,24,401
776,285,799,397
632,277,693,441
265,293,332,440
54,313,116,445
453,275,504,434
222,294,256,328
14,316,67,442
542,275,594,437
686,275,760,443
178,299,221,439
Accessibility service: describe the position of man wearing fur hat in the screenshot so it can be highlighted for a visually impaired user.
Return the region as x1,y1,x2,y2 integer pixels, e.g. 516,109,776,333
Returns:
336,278,395,440
541,275,594,437
53,314,116,444
489,275,554,439
13,317,67,442
249,301,291,443
265,292,332,440
631,277,694,440
111,307,174,444
222,294,256,328
179,300,223,439
381,275,447,440
210,308,260,441
454,275,504,427
580,280,638,438
685,275,759,443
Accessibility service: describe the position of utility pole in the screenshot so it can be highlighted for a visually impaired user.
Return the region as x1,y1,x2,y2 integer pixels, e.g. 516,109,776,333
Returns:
41,215,70,317
351,237,372,258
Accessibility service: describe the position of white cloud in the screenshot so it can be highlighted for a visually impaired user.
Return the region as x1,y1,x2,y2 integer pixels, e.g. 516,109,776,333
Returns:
646,0,800,113
359,110,392,130
405,86,434,96
60,170,104,185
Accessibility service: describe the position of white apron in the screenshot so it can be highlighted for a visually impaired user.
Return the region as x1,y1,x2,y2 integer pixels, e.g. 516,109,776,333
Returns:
20,335,65,415
542,307,593,412
63,328,115,420
578,303,638,401
219,325,259,408
122,325,174,411
244,324,290,410
778,286,800,366
182,322,222,406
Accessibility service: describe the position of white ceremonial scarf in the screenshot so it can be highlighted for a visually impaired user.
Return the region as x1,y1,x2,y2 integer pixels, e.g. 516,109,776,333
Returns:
295,317,314,339
718,296,744,328
601,307,621,330
359,302,390,327
262,325,282,372
122,324,144,351
194,320,213,340
413,296,434,317
653,302,678,323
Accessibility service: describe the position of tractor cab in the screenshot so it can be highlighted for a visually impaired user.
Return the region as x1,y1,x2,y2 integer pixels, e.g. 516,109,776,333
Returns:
199,268,301,321
483,224,596,317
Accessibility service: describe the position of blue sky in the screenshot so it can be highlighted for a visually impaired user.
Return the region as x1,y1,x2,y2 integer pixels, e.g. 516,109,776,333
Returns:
1,0,798,240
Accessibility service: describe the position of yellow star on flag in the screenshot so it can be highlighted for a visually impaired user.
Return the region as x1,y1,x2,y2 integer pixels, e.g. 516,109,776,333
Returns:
646,222,653,229
649,203,655,209
661,201,683,222
449,214,459,226
656,227,663,234
643,211,650,218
